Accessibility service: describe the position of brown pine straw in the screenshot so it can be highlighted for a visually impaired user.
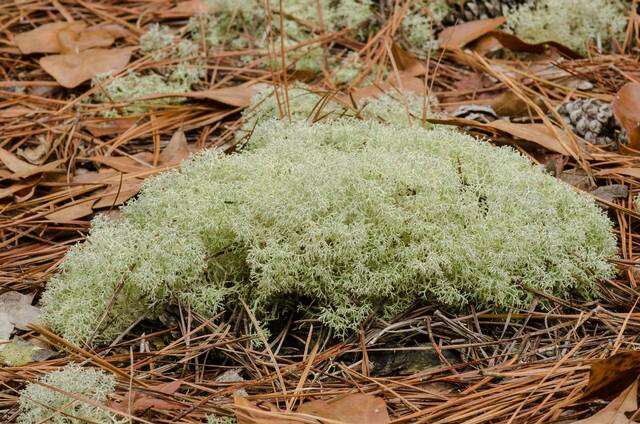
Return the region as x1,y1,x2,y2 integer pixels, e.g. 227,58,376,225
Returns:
2,0,640,423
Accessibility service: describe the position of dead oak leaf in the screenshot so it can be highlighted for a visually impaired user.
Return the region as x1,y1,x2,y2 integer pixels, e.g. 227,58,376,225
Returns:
613,82,640,151
298,393,390,424
573,378,639,424
583,351,640,401
112,380,183,413
438,17,506,50
14,22,80,54
14,22,126,54
39,47,133,88
159,130,191,166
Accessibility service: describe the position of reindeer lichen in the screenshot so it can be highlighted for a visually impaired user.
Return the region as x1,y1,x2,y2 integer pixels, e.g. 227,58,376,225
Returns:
18,364,120,424
41,118,616,345
505,0,627,54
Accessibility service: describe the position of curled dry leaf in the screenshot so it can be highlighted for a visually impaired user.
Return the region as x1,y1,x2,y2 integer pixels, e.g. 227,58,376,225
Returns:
582,351,640,401
14,22,125,54
46,199,97,223
184,85,267,108
613,82,640,150
39,47,133,88
0,292,41,340
298,393,390,424
0,147,38,174
438,17,506,50
159,130,191,166
112,380,183,413
485,121,576,156
235,393,390,424
573,378,639,424
14,22,76,54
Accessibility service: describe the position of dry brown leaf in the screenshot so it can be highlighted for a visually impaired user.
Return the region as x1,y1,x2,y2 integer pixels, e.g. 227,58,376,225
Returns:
84,117,138,137
112,380,183,413
90,155,149,173
46,200,96,223
582,352,640,401
14,22,125,54
234,397,295,424
0,292,41,340
93,179,143,209
0,106,35,118
485,121,575,156
482,31,581,59
39,47,133,88
598,167,640,180
0,147,38,174
487,91,547,117
298,393,390,424
185,85,265,108
14,22,79,54
391,44,426,77
613,82,640,150
573,378,639,424
438,17,506,50
18,137,50,165
165,0,215,16
57,25,116,54
160,130,191,166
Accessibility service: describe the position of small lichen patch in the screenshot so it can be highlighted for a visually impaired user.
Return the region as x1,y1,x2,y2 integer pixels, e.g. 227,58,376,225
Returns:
505,0,627,54
18,364,120,424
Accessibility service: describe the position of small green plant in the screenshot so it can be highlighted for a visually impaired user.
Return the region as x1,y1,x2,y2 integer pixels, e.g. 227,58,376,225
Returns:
42,118,616,345
505,0,627,54
18,364,120,424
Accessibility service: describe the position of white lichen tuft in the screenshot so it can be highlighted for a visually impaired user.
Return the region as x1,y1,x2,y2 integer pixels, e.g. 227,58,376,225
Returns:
92,25,203,116
505,0,627,54
42,118,617,345
18,364,120,424
400,0,450,57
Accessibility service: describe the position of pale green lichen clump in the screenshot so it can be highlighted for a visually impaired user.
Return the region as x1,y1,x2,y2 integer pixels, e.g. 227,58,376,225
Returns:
237,83,438,147
400,0,450,57
505,0,627,54
42,118,616,345
188,0,373,74
92,25,203,116
18,364,120,424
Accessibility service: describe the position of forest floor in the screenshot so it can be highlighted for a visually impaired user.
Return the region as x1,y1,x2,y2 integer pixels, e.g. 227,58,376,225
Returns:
2,1,640,423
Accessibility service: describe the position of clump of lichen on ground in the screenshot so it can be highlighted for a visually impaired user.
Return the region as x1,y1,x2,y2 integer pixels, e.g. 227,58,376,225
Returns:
92,24,203,116
18,364,120,424
505,0,627,53
42,116,616,345
188,0,374,78
399,0,450,58
237,83,438,148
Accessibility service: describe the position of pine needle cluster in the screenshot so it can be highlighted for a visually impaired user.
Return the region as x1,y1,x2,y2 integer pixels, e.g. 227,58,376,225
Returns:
42,116,616,345
18,364,120,424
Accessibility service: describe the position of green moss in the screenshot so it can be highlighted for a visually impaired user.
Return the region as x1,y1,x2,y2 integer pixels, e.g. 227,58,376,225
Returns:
42,118,616,345
18,364,120,424
505,0,627,54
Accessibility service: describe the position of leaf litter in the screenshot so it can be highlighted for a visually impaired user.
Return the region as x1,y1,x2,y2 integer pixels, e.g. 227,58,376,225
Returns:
2,1,640,423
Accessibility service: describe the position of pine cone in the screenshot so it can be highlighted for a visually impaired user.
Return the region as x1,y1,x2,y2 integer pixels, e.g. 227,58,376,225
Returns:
557,98,627,148
443,0,532,25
